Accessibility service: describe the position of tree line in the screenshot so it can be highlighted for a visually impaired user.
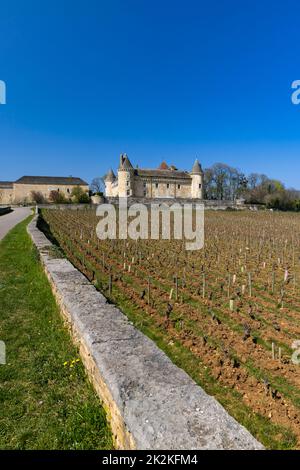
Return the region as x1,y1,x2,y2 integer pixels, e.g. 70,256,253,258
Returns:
204,163,300,211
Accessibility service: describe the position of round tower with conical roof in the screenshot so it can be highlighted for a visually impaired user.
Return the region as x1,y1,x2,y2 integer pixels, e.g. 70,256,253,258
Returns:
190,159,204,199
104,168,116,197
118,153,135,197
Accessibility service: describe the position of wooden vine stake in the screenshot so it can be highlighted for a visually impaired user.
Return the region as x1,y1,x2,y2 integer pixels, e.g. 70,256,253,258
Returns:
272,342,275,360
248,273,252,298
175,275,178,301
227,274,231,299
202,273,206,299
108,273,112,296
147,277,151,305
280,288,285,309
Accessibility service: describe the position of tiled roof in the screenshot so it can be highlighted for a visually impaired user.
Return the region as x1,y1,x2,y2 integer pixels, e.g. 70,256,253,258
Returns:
15,176,88,185
105,169,116,182
191,159,203,175
0,181,13,189
136,169,191,180
158,161,169,170
119,154,134,170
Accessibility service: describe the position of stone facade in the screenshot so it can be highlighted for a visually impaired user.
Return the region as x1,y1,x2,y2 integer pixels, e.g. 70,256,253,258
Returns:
105,155,204,200
0,176,89,205
0,182,14,205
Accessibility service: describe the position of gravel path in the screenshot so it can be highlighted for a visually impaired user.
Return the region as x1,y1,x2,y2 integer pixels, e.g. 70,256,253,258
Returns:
0,207,32,241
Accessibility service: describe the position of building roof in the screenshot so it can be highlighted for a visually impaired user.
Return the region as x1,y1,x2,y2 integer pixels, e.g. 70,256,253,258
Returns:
0,181,13,189
119,154,134,170
136,169,191,180
158,161,169,170
104,168,116,182
14,176,88,186
191,159,203,175
115,154,203,180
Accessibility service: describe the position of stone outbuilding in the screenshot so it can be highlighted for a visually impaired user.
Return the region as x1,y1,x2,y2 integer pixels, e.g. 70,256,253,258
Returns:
0,176,89,204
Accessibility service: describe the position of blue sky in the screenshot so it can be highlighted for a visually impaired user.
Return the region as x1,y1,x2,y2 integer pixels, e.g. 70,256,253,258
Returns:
1,0,300,187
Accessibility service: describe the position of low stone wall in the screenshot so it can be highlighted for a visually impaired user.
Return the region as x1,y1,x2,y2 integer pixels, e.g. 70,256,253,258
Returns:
37,203,91,210
105,197,247,210
27,216,263,450
1,203,92,211
1,200,253,211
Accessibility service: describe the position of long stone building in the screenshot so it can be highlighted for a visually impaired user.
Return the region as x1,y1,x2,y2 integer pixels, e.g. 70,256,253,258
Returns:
0,176,89,205
105,154,204,199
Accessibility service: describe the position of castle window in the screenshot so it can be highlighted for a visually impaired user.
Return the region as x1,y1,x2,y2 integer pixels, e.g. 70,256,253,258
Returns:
143,190,147,196
155,183,159,188
67,188,70,193
199,184,202,189
167,184,169,189
127,189,130,196
178,184,181,189
143,182,146,188
57,188,60,192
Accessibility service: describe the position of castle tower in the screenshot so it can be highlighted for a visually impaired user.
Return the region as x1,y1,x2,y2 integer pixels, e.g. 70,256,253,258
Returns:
118,153,135,197
190,159,204,199
104,168,116,197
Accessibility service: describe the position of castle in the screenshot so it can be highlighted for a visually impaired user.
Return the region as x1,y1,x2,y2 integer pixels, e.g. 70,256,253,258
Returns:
105,154,204,200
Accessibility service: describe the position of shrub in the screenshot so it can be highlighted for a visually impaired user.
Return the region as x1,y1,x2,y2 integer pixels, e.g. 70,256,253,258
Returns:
31,191,46,204
49,190,67,204
71,187,90,203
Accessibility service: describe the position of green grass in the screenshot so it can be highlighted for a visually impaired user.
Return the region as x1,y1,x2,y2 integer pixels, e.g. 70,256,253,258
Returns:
0,216,113,450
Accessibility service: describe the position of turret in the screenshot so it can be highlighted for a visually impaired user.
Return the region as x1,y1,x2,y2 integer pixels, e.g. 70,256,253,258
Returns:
118,153,135,197
104,168,116,197
190,159,204,199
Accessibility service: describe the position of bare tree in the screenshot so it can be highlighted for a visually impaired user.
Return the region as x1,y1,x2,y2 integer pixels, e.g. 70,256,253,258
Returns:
90,176,105,195
204,163,249,201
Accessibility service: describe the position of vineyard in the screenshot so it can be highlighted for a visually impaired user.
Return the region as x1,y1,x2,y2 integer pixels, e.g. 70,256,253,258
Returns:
40,208,300,449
